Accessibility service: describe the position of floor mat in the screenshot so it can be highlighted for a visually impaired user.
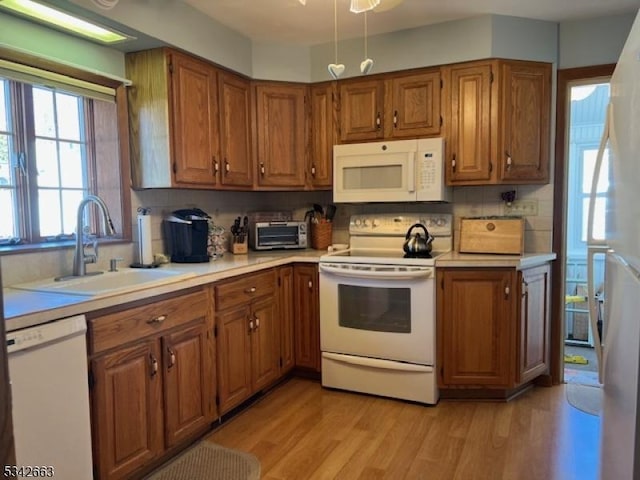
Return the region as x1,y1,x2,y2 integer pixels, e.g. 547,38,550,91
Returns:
145,441,260,480
566,383,602,416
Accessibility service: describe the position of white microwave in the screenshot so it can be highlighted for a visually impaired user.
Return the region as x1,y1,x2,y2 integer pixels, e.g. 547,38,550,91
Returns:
333,138,451,203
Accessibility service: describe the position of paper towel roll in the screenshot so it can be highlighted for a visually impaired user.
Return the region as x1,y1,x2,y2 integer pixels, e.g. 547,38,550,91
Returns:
137,214,154,265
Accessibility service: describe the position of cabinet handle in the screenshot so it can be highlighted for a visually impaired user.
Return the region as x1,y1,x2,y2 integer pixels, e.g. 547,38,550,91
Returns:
452,154,457,172
254,316,260,330
244,287,257,294
308,280,313,290
249,320,254,333
311,164,316,177
504,285,510,299
213,157,219,173
150,354,158,377
260,163,265,176
376,112,381,129
506,152,512,171
224,159,230,174
393,110,398,127
147,314,167,324
167,347,176,369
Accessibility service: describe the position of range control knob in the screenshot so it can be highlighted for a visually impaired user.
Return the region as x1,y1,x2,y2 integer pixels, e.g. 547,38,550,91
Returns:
354,219,362,226
436,217,446,227
372,219,380,228
362,219,369,227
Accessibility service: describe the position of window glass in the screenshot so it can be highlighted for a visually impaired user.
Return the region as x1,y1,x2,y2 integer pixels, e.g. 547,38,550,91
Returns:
59,142,84,188
33,88,56,137
56,92,81,141
38,189,62,237
0,81,7,131
35,139,60,188
582,149,609,194
0,189,15,238
338,285,411,333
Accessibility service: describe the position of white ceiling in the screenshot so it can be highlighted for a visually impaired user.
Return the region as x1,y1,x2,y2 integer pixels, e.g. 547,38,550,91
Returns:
182,0,639,46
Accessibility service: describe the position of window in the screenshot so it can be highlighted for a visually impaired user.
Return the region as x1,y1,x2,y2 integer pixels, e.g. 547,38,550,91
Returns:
0,54,130,250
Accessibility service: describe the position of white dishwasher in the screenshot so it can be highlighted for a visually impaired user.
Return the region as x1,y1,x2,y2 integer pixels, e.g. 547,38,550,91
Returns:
7,315,94,479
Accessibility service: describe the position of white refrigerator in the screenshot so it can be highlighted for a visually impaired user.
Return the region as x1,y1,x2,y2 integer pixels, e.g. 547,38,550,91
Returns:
590,9,640,480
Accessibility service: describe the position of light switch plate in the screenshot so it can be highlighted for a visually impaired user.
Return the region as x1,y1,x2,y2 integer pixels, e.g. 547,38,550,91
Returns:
503,200,538,216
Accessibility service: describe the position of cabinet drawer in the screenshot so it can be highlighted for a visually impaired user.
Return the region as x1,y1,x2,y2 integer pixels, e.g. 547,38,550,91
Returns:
215,269,276,311
89,290,209,355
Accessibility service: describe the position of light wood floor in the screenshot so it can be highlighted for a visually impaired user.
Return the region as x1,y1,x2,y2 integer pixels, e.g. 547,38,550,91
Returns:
206,379,600,480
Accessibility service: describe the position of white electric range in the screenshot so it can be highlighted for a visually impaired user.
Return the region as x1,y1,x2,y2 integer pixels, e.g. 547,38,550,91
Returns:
319,213,452,405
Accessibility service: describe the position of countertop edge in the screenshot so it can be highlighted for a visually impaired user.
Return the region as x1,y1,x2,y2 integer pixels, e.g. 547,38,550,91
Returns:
435,252,557,269
4,251,322,332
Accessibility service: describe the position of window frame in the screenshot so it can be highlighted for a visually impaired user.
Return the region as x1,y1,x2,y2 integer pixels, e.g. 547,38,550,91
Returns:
0,47,131,255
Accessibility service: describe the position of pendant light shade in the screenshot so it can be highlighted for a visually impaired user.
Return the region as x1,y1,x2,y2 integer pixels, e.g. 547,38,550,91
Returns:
349,0,381,14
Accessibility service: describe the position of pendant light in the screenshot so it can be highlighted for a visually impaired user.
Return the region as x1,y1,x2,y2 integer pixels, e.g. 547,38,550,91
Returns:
327,0,345,79
349,0,381,14
360,11,374,74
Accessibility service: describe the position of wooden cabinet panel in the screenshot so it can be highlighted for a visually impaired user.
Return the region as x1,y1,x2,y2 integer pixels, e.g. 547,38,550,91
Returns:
339,80,384,142
89,290,209,355
387,70,441,139
219,72,253,187
444,62,495,184
169,51,219,186
215,269,276,312
309,82,335,189
255,83,306,188
278,266,295,375
499,61,551,183
293,264,320,371
92,339,163,480
439,269,514,387
216,306,252,413
518,264,550,383
163,324,212,448
250,296,279,390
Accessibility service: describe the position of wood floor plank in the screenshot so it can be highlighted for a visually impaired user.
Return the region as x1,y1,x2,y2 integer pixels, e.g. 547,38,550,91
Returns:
205,378,601,480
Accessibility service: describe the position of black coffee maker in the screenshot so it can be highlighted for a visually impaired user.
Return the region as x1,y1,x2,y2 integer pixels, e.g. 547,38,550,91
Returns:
165,208,210,263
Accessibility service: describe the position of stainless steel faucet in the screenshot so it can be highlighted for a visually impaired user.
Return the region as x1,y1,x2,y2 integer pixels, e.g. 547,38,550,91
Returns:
72,195,116,277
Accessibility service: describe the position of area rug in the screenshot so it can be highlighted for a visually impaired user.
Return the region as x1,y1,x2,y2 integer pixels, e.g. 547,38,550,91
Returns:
566,383,603,416
145,442,260,480
564,367,600,386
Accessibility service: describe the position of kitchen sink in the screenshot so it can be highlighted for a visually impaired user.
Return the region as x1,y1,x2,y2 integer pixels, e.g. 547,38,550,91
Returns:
12,268,196,297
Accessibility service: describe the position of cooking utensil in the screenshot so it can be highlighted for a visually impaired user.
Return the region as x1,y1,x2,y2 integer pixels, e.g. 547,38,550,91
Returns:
325,204,337,222
403,223,434,256
313,203,324,218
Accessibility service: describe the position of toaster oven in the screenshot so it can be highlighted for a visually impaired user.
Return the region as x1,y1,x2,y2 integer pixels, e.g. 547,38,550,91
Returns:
250,221,307,250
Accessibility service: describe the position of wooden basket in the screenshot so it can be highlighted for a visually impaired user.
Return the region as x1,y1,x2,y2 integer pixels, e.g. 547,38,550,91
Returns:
311,221,333,250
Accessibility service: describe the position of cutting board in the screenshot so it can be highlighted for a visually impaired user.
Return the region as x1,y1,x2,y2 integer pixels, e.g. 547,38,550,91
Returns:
459,217,524,255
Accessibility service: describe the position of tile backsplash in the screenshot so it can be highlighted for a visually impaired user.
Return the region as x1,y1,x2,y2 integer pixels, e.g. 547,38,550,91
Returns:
1,183,554,286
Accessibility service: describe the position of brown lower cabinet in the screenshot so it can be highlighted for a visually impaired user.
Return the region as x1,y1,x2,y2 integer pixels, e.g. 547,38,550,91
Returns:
293,263,320,372
437,264,550,398
88,287,215,480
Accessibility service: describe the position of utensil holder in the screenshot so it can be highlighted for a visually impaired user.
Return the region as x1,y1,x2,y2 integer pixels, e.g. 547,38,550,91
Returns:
311,221,332,250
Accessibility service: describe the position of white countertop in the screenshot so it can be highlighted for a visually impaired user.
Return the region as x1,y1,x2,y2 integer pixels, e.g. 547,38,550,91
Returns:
435,252,557,269
3,249,556,332
3,249,323,332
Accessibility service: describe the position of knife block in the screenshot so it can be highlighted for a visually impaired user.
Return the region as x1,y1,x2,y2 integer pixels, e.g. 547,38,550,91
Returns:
230,236,248,254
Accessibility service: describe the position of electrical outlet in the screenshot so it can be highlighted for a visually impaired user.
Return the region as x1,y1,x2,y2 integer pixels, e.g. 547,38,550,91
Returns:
503,199,538,216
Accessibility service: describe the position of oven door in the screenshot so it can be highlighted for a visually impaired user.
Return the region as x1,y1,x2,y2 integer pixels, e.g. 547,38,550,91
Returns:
319,262,435,365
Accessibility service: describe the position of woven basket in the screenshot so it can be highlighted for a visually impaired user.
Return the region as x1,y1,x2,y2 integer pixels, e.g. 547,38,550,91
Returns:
311,221,332,250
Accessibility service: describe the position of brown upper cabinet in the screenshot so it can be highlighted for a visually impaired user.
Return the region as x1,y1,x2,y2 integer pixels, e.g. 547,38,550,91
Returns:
308,82,336,189
338,69,442,143
253,82,307,188
442,59,551,186
125,48,252,189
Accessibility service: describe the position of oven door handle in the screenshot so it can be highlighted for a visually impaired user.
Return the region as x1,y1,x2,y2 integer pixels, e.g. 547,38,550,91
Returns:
319,264,433,280
322,352,434,372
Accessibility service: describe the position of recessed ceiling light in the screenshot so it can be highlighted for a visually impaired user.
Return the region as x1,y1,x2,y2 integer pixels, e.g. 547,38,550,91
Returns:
0,0,135,44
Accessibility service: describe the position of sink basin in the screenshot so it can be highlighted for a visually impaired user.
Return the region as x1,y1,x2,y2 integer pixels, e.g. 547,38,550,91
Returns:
13,268,196,297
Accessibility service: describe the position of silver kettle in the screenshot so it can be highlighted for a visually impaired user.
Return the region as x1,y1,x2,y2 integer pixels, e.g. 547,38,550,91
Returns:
403,223,434,256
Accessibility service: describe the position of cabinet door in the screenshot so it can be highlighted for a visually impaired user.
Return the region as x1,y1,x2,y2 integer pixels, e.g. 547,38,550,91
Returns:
518,264,550,383
92,339,163,480
163,323,213,448
251,296,279,390
169,51,219,186
219,72,253,187
388,70,441,139
216,306,252,414
293,264,320,371
309,82,335,189
499,61,551,183
255,84,307,188
339,79,384,142
278,266,295,375
439,269,515,387
444,62,495,184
